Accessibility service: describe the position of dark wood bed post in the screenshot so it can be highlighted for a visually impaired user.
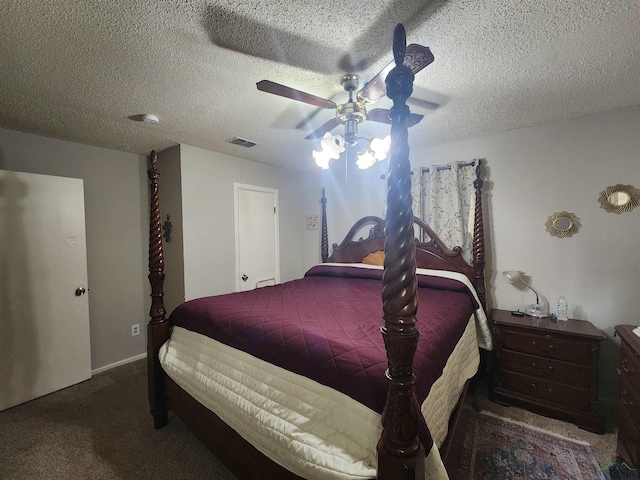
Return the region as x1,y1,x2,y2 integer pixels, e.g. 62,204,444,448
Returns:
320,188,328,263
147,150,170,429
472,160,487,311
377,24,424,479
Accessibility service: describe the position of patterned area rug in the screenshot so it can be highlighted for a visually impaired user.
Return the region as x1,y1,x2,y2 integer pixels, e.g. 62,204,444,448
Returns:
453,411,607,480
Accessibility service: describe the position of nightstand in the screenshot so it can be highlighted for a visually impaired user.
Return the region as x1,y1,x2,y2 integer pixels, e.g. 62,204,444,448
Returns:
490,308,605,433
615,324,640,468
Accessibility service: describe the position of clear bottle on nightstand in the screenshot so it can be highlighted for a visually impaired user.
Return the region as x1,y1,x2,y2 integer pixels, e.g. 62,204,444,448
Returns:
557,296,568,321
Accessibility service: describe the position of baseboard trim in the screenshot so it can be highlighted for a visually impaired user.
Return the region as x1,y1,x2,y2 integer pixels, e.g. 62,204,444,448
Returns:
92,352,147,376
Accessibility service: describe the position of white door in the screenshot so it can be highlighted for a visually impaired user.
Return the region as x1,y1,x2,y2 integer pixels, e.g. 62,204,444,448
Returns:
0,170,91,411
234,184,279,292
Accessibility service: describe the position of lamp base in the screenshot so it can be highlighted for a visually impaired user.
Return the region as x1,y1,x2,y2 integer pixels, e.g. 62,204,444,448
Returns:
525,304,548,318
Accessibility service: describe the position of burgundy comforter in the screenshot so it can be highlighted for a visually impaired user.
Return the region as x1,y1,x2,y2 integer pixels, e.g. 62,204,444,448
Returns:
169,264,478,449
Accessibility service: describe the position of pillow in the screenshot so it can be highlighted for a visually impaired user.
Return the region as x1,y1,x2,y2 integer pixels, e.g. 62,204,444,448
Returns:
362,250,385,266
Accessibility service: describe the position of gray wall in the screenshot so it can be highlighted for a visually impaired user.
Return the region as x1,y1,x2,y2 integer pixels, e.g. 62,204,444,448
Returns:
0,127,149,371
0,129,308,372
300,160,388,269
158,144,306,314
156,145,185,316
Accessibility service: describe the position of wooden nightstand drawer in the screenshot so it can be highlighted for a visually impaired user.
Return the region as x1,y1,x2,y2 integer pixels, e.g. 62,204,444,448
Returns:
620,341,640,397
496,370,590,412
618,399,640,469
619,371,640,429
498,349,589,387
502,328,595,364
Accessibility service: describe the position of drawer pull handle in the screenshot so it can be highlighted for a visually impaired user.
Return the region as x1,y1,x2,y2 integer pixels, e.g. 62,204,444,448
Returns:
621,360,631,374
620,390,635,407
531,383,552,393
532,340,554,351
531,362,553,373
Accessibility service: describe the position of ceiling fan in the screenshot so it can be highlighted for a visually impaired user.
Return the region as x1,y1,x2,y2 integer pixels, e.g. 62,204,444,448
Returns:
256,43,435,147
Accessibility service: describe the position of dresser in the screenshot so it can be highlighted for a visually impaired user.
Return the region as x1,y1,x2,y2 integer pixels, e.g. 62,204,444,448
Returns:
616,324,640,469
490,309,605,433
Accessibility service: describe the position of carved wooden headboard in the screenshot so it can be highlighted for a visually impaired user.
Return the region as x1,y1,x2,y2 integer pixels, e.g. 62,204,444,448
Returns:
319,163,486,310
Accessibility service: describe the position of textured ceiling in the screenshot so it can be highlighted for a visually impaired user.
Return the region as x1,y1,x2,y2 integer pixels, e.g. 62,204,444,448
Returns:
1,0,639,171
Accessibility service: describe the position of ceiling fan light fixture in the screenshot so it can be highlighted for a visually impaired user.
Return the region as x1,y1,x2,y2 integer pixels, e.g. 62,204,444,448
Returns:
313,132,345,169
355,135,391,170
313,149,332,170
370,135,391,160
344,119,359,146
256,44,434,170
355,149,377,169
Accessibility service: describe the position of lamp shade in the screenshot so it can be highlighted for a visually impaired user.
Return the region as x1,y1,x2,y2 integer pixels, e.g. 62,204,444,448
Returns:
503,270,524,284
502,269,548,318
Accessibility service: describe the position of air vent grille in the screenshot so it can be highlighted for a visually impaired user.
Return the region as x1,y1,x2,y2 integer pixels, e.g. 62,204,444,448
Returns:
227,137,259,148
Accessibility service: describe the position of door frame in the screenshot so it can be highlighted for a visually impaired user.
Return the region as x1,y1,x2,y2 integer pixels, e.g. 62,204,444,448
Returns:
233,183,280,292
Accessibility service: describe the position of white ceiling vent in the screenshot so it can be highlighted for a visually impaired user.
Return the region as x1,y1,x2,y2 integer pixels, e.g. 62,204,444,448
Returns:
227,137,259,148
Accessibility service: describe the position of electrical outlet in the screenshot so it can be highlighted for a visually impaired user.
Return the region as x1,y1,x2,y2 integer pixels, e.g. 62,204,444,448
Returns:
131,324,140,336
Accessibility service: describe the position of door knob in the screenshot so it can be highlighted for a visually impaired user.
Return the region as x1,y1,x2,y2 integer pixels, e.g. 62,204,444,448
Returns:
75,287,86,296
241,275,248,282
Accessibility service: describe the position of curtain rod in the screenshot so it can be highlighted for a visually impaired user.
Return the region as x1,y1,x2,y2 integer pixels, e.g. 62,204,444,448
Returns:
380,159,482,180
420,160,478,173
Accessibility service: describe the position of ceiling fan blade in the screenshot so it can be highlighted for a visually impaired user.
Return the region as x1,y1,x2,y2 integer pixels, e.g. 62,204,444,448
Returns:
257,80,337,109
357,44,435,104
305,118,340,140
367,108,424,127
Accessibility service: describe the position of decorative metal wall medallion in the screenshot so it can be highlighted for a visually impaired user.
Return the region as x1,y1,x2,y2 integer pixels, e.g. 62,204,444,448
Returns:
598,184,639,213
162,214,172,242
545,211,581,238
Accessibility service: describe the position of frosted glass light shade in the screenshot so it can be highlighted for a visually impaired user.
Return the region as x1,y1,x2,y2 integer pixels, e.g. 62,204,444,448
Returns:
356,149,377,169
370,135,391,160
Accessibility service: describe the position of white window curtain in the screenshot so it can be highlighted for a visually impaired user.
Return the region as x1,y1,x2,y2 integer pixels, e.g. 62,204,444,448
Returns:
410,160,480,263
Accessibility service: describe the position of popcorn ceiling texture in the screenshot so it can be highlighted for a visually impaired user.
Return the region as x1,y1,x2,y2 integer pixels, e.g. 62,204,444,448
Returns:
1,0,639,170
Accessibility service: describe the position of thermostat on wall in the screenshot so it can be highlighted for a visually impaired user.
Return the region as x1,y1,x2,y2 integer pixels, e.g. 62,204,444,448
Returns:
306,215,319,230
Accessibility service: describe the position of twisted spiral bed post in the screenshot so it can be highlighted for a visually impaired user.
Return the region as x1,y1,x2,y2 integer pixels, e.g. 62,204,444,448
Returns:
321,188,328,263
472,160,487,311
147,150,170,429
377,24,424,478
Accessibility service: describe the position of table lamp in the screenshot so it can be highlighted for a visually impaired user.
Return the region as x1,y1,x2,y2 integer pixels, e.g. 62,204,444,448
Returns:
503,270,548,318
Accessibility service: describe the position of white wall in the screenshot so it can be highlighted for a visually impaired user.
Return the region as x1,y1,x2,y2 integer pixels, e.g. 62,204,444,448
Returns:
414,106,640,336
160,144,306,312
0,128,149,371
301,158,388,269
157,145,185,315
302,106,640,401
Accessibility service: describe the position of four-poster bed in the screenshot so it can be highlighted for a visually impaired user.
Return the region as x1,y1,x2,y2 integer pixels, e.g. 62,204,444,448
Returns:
147,25,490,479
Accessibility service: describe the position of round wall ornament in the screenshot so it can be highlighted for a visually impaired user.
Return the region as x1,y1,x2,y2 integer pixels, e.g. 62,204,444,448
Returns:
545,211,581,238
598,184,639,213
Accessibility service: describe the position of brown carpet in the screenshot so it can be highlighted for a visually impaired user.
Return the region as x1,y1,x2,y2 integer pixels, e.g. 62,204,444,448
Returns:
0,359,236,480
0,359,617,479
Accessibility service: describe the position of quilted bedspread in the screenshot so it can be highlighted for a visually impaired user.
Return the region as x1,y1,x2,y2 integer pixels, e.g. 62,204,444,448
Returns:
168,264,478,450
